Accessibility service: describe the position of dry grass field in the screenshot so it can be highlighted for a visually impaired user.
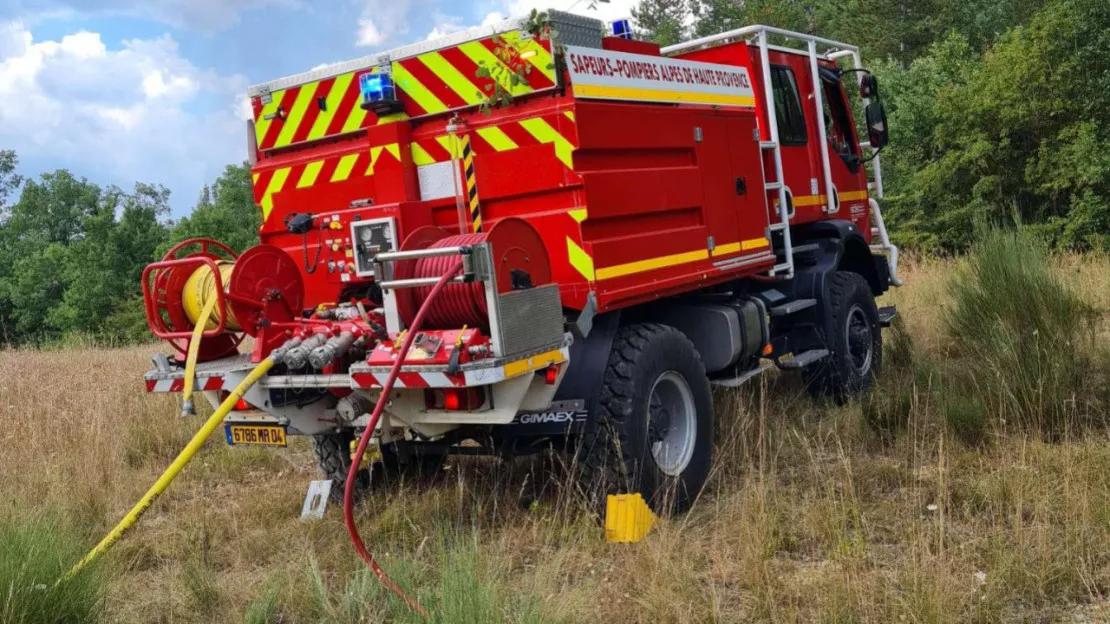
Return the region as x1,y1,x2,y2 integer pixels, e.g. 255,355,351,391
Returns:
5,248,1110,622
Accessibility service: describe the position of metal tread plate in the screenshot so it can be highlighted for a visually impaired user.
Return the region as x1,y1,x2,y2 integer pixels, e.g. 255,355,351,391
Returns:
349,335,572,375
143,353,254,380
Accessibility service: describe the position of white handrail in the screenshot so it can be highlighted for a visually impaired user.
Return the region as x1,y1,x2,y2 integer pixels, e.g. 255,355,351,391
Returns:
661,24,859,57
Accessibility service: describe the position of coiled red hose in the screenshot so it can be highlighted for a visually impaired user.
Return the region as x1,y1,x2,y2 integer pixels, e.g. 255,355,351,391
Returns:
343,259,463,618
409,234,487,329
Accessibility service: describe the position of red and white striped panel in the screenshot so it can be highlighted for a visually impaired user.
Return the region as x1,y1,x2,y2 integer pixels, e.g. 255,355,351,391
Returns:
350,371,467,389
144,376,224,393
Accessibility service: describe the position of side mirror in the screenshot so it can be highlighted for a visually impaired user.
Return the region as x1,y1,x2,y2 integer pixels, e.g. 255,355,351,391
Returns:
865,101,890,149
859,73,880,100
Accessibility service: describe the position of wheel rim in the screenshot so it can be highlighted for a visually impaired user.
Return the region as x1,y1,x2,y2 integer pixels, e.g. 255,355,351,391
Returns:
648,371,697,477
846,304,874,375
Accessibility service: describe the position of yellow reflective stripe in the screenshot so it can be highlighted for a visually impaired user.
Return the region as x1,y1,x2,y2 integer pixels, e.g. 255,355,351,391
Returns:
368,143,401,174
564,111,575,122
568,208,587,223
307,72,354,142
458,41,530,96
791,195,823,207
297,160,324,188
419,51,484,104
411,142,436,166
475,126,518,152
567,239,595,281
260,167,291,220
251,173,260,184
742,237,770,251
840,190,869,201
518,37,555,83
435,135,462,158
377,111,408,125
519,117,573,169
711,242,741,257
391,62,447,114
254,90,284,147
596,249,709,281
341,68,375,134
331,153,360,182
275,81,318,147
572,83,756,108
503,348,565,378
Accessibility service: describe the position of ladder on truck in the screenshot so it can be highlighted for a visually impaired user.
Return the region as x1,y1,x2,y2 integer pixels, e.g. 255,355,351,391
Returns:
662,27,901,286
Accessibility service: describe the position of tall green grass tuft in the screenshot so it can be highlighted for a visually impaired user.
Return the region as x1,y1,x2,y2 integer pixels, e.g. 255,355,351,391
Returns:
946,229,1102,435
0,514,106,624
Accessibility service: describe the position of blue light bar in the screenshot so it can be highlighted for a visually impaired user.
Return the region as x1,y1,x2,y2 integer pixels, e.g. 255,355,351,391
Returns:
359,71,395,104
612,19,632,40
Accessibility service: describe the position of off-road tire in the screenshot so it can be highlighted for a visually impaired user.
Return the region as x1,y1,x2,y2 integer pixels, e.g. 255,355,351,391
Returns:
805,271,883,402
576,323,713,514
311,431,365,500
311,432,444,500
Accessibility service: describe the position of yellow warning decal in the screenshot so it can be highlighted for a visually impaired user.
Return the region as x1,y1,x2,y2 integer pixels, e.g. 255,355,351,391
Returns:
503,349,565,378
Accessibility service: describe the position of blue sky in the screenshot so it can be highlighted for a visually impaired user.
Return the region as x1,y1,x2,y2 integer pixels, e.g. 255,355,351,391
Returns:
0,0,635,216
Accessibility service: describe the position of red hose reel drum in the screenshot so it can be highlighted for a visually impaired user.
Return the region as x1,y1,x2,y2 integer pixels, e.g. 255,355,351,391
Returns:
396,218,552,329
144,238,305,361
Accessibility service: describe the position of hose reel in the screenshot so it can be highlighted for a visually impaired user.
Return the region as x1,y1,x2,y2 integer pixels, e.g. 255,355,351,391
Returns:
143,238,306,362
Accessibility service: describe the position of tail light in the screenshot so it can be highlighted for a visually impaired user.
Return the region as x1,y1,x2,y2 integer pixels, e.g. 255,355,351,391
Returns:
220,390,252,411
424,387,485,411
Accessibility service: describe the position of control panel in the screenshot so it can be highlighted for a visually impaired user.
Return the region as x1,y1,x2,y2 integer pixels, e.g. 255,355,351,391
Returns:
351,217,398,278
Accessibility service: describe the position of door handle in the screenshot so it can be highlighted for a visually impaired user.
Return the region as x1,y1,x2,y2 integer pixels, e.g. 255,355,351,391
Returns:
735,177,747,196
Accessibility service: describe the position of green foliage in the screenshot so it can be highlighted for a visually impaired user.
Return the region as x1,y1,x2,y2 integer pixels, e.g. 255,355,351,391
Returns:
0,514,107,624
630,0,1110,253
0,158,259,346
166,164,261,256
942,389,990,447
945,229,1101,435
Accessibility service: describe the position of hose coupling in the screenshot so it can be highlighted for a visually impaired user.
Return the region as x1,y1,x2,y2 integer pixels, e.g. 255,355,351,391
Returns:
309,331,357,369
283,332,328,369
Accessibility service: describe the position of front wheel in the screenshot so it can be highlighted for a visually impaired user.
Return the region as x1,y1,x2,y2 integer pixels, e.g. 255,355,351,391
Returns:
577,323,714,514
806,271,883,401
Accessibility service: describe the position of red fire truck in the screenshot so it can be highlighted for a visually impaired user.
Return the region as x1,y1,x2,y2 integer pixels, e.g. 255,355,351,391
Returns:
141,11,899,513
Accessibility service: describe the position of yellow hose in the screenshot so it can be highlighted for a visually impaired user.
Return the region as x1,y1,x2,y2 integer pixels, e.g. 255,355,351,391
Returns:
180,295,218,417
182,262,239,331
61,356,276,582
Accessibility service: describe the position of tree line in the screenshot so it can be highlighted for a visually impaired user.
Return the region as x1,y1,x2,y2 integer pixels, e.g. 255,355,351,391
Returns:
2,0,1108,345
0,152,259,346
635,0,1110,250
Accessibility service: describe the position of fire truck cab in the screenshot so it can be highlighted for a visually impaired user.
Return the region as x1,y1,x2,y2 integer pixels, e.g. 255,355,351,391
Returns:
142,12,898,513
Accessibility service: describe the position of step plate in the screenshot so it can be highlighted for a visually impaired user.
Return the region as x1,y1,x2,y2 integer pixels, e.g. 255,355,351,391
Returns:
778,349,830,370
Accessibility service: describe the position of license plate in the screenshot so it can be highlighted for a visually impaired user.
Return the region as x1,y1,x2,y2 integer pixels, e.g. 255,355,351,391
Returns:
225,424,287,447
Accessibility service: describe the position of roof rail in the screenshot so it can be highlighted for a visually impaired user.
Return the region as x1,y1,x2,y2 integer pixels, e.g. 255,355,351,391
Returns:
661,24,859,57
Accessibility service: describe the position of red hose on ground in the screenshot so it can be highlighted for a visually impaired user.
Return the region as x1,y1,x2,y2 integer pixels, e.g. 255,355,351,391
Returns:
343,259,463,617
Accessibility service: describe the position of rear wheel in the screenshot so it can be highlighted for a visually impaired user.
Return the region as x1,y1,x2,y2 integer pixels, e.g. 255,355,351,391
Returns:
310,433,444,500
311,431,362,501
577,323,713,514
806,271,883,401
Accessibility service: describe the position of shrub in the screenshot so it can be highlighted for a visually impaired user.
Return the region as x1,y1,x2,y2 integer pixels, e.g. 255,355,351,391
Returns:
0,514,106,624
945,229,1102,434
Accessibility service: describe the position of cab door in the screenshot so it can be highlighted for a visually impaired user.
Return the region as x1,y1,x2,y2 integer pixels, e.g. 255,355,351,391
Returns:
765,61,824,224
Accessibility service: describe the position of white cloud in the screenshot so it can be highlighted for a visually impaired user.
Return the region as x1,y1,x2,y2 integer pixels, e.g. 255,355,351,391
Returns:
495,0,638,24
0,20,249,213
353,0,410,48
4,0,297,32
357,17,385,46
424,0,638,46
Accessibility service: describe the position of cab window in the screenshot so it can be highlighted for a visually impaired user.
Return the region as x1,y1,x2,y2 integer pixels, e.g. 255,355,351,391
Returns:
770,66,807,146
821,77,862,171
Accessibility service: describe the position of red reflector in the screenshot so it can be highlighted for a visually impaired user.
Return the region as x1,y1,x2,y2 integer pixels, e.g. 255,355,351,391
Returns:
234,398,250,411
544,365,559,385
438,387,485,411
444,389,461,411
